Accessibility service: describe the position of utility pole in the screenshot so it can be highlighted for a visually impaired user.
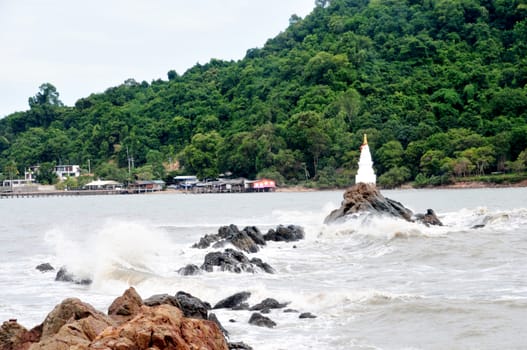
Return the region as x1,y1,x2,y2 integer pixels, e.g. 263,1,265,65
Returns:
126,146,134,180
127,146,131,178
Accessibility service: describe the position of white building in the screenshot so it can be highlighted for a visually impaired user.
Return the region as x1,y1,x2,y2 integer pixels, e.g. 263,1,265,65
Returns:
355,134,377,185
54,165,81,180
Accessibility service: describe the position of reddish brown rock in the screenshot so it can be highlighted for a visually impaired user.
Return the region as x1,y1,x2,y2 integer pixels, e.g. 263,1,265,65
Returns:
91,304,228,350
107,287,143,324
0,320,40,350
30,298,115,350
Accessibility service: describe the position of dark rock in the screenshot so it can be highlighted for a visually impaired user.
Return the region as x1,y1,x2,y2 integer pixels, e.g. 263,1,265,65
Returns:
177,264,201,276
36,263,55,272
144,291,212,320
209,312,229,337
249,258,275,274
232,303,250,311
230,232,260,253
143,293,179,307
55,267,92,285
193,224,264,253
324,183,443,226
264,225,305,242
250,298,288,311
201,249,249,273
229,341,254,350
201,249,273,274
260,308,271,314
248,313,276,328
283,309,299,313
175,291,210,320
218,224,260,253
242,226,266,246
415,209,443,226
213,291,251,309
299,312,317,319
192,233,220,249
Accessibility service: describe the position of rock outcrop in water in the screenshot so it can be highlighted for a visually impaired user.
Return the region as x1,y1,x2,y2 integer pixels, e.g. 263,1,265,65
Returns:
55,266,93,285
193,224,304,251
201,249,275,274
184,224,304,275
324,183,442,226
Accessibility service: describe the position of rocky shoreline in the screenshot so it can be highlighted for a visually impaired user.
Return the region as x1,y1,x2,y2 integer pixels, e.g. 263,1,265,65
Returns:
3,224,311,350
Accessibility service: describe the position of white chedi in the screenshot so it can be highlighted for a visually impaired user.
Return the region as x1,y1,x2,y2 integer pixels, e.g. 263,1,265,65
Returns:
355,134,376,185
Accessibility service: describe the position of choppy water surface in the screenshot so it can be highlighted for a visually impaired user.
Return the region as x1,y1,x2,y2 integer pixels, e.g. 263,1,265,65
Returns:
1,188,526,349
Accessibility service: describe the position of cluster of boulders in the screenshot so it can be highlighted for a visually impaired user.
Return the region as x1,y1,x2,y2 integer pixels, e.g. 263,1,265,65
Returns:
192,224,305,252
0,286,317,350
0,287,229,350
178,224,305,275
324,183,443,226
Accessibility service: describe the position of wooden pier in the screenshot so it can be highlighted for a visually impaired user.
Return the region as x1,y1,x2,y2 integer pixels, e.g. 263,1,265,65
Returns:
0,189,128,198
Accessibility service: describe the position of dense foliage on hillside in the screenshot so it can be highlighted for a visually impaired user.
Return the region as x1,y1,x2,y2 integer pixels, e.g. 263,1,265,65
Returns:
1,0,527,188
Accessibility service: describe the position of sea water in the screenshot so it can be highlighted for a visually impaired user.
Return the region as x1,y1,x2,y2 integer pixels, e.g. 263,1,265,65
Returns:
1,188,526,349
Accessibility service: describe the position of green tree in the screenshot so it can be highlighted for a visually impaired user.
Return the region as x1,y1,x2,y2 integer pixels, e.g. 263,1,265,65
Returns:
376,140,404,173
95,162,128,183
3,160,19,186
378,166,411,189
420,150,446,176
36,162,58,185
146,150,166,179
459,146,495,175
28,83,63,107
284,111,330,178
181,132,223,179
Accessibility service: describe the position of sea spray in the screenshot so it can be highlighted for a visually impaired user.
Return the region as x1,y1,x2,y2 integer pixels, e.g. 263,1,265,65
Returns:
44,219,179,287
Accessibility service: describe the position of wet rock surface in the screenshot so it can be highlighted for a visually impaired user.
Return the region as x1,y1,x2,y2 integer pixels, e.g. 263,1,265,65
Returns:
325,183,443,226
55,266,92,285
263,225,305,242
193,224,304,250
248,313,276,328
213,292,252,310
35,263,54,272
177,263,201,275
249,298,288,311
201,249,275,274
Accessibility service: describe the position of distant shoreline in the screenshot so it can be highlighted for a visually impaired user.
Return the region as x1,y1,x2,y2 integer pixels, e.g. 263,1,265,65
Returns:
277,180,527,192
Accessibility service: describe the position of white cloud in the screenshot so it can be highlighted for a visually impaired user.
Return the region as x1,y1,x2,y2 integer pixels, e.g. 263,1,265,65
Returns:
0,0,314,117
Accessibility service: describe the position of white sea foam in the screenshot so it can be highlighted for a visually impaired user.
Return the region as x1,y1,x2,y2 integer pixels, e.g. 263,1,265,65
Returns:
44,220,182,285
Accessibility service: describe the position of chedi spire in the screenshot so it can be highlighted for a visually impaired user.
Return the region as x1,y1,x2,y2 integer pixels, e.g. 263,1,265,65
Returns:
355,134,376,185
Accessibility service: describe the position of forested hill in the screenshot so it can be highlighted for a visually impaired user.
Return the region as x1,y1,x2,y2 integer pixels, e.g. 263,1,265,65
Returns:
1,0,527,188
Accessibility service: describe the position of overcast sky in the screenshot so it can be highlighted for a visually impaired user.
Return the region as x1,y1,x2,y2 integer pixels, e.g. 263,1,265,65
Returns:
0,0,315,118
